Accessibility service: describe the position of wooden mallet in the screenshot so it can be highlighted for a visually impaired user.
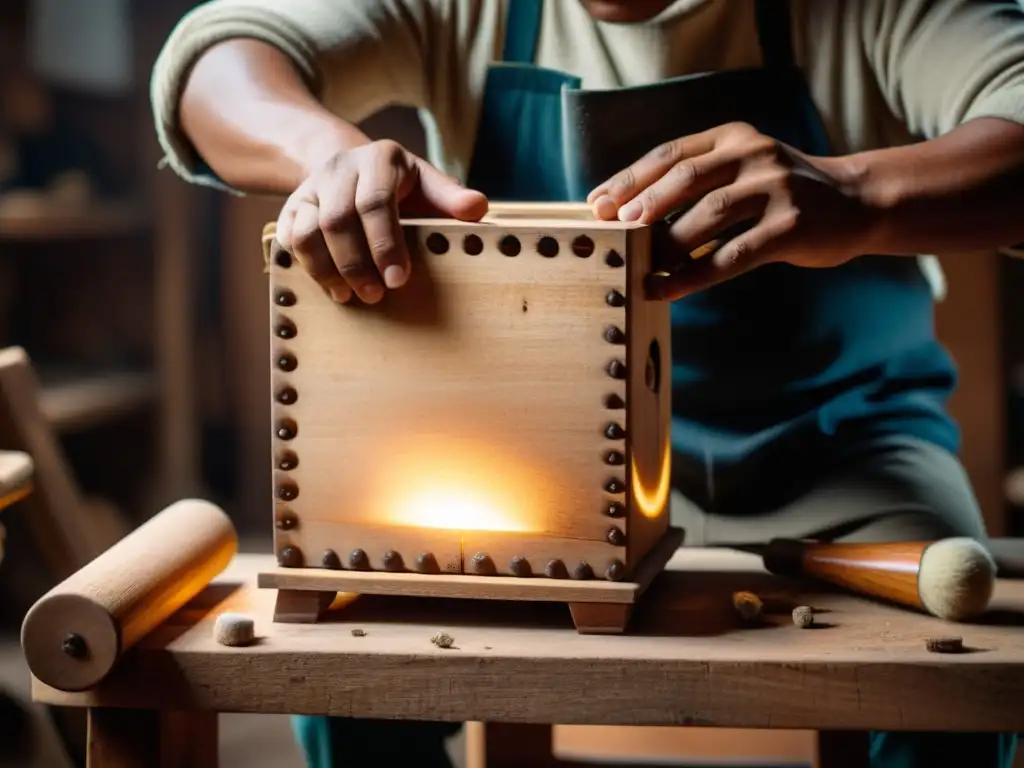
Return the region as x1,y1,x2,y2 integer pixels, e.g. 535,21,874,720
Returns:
760,538,997,622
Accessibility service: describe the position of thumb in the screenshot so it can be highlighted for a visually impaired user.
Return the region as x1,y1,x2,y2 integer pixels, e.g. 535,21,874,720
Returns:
406,158,489,221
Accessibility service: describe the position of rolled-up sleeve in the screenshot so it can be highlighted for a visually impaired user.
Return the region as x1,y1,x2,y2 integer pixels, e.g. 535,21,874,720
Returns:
150,0,436,188
861,0,1024,139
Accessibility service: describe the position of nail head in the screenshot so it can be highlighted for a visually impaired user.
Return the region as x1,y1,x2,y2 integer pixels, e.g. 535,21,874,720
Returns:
277,545,303,568
509,556,531,577
606,289,626,307
322,549,342,569
348,548,370,570
572,562,594,580
605,559,626,582
606,526,626,546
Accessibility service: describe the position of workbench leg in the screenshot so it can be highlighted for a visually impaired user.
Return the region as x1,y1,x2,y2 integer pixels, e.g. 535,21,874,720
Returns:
87,708,218,768
482,723,562,768
817,730,869,768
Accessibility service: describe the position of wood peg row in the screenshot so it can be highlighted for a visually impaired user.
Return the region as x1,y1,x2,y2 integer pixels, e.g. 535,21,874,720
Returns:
605,289,626,307
277,353,298,372
275,290,296,307
606,526,626,546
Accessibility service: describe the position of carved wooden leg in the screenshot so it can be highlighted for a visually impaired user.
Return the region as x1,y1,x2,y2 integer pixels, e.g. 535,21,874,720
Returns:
817,730,869,768
482,723,562,768
87,708,218,768
273,589,335,623
568,602,634,634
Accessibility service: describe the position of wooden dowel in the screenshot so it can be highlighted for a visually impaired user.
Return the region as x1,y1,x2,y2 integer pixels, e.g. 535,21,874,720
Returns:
22,499,237,691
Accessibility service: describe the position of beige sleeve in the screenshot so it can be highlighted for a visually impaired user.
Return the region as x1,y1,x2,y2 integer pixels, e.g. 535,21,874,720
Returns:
150,0,445,188
860,0,1024,139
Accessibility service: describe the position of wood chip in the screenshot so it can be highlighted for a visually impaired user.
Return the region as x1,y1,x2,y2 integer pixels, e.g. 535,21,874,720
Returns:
925,636,964,654
431,632,455,649
732,591,763,622
792,606,814,629
351,628,366,637
214,612,255,647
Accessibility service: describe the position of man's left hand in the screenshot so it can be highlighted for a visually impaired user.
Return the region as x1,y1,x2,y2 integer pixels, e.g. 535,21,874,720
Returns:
587,122,875,300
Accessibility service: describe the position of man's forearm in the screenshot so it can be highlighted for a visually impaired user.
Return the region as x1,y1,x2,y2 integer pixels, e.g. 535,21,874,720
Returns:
179,39,368,194
828,117,1024,255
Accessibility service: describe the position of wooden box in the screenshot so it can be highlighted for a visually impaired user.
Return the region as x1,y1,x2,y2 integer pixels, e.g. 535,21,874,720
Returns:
259,203,682,633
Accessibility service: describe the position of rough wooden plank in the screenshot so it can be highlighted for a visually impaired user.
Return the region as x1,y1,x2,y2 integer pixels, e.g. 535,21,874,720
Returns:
34,550,1024,733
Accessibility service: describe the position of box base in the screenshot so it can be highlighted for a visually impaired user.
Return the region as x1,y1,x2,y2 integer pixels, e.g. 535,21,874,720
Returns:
258,527,683,635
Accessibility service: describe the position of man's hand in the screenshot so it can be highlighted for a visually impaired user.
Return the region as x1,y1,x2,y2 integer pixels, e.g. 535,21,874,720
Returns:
587,122,875,300
276,140,488,304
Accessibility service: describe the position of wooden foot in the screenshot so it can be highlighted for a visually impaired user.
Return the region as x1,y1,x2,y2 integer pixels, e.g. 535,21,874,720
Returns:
273,589,335,623
568,602,633,635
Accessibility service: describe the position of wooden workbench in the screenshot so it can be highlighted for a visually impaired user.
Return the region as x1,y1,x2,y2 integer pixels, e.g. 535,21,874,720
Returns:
33,549,1024,767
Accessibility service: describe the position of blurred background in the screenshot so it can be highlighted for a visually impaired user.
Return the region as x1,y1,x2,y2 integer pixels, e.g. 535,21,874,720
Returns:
0,0,1021,766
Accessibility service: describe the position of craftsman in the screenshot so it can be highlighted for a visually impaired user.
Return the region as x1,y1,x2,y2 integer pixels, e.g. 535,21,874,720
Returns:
151,0,1024,766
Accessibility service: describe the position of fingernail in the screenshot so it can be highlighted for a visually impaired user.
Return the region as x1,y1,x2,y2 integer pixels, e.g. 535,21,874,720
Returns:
618,201,642,222
361,283,385,303
329,286,351,303
593,195,618,221
383,264,407,289
586,188,605,204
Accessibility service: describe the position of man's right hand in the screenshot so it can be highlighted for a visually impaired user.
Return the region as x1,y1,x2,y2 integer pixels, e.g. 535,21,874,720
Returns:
275,139,489,304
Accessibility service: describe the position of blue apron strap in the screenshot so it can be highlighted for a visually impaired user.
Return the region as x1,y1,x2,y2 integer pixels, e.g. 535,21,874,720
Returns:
502,0,544,64
754,0,794,70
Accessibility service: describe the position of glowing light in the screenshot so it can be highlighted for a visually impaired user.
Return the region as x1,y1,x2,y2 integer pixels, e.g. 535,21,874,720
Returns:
390,486,530,532
378,434,542,533
630,440,672,519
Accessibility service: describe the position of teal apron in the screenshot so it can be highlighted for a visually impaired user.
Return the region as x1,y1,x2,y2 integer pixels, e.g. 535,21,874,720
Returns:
293,1,1015,765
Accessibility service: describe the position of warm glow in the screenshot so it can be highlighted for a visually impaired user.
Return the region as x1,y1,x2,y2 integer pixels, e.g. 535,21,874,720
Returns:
379,435,542,533
390,486,531,532
631,440,672,518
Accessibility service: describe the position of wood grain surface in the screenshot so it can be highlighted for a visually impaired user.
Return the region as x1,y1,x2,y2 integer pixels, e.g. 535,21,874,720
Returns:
33,549,1024,732
264,204,670,581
